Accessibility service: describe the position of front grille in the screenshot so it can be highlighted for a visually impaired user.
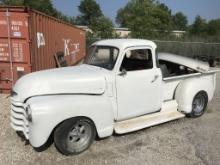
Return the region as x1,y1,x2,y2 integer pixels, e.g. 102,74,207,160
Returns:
10,99,29,139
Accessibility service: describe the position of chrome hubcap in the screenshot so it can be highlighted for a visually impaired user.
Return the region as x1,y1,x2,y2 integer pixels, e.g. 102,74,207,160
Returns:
68,125,86,142
67,120,92,149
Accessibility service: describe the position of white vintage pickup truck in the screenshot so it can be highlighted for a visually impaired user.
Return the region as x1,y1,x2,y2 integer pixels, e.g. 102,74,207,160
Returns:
10,39,219,155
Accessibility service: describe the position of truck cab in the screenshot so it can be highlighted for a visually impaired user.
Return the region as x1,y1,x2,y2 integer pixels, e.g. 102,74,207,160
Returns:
10,39,218,155
85,39,162,120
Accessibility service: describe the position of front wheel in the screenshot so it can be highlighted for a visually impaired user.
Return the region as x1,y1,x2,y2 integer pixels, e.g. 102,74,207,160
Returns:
187,91,208,118
54,117,96,155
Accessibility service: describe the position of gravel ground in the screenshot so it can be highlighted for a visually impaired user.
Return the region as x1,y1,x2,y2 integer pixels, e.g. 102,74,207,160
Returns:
0,73,220,165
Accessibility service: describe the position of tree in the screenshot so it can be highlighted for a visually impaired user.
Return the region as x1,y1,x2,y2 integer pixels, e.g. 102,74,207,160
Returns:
76,0,114,43
0,0,23,5
0,0,57,16
0,0,76,24
190,15,207,36
89,17,114,39
158,3,171,15
207,19,220,36
76,0,103,25
116,0,173,38
172,12,188,30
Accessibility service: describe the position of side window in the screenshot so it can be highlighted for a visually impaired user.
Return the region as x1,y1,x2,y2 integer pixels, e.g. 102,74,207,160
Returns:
120,49,153,71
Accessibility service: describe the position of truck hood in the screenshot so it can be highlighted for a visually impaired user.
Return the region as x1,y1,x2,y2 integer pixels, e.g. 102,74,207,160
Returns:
13,64,108,102
158,53,210,73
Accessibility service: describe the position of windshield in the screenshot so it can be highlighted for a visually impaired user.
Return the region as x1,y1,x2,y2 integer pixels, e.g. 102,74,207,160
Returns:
84,46,119,70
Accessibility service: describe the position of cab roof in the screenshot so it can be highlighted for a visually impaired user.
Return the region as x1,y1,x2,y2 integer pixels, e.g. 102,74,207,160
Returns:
93,39,157,50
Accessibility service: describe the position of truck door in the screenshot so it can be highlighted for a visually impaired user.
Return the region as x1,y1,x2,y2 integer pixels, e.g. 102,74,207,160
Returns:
116,48,162,121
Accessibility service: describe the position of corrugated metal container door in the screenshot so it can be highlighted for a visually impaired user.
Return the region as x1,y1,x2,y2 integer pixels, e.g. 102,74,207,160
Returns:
29,11,86,71
0,8,31,93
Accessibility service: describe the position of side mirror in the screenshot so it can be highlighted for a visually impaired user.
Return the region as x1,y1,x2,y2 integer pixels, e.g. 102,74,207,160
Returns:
118,68,127,76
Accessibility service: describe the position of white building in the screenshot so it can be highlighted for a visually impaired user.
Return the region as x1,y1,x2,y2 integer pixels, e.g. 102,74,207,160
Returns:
171,30,186,38
114,27,131,38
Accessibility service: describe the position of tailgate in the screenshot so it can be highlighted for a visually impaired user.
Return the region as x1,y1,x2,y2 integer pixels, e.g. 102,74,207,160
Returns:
203,67,220,91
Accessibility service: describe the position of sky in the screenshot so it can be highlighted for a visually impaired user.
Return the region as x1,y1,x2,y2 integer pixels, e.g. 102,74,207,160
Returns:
52,0,220,25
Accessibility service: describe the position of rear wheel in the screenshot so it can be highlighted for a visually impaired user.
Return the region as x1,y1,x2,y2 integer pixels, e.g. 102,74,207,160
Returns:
54,117,96,155
188,91,208,118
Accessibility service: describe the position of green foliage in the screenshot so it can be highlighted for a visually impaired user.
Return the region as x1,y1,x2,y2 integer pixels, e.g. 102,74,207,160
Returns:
0,0,76,24
207,19,220,36
172,12,188,30
189,16,220,40
116,0,173,39
89,17,114,38
116,0,219,41
76,0,103,25
0,0,22,5
0,0,56,15
86,17,115,46
56,11,76,25
189,15,207,36
158,3,172,15
77,0,115,46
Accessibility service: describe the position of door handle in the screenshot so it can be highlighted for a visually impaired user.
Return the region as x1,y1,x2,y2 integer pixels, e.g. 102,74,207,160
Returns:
151,75,159,83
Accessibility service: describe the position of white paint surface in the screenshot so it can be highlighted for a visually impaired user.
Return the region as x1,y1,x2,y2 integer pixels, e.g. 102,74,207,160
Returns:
10,39,219,148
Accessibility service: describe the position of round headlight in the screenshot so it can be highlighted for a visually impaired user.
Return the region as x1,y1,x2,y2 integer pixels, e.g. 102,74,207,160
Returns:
10,90,17,97
25,105,32,122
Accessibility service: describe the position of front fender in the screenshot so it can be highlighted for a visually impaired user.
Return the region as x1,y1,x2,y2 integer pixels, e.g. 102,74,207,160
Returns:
175,74,215,113
26,95,114,148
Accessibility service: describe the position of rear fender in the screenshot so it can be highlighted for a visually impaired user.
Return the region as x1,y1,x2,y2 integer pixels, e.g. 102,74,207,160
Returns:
175,74,215,113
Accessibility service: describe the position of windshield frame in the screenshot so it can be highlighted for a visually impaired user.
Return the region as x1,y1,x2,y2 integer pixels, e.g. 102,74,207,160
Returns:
84,45,120,70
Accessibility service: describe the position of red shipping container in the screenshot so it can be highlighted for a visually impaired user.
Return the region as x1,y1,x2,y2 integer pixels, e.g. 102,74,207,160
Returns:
0,7,86,93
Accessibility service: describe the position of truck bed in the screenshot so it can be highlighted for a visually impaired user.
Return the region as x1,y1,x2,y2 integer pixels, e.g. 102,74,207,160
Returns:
161,68,219,102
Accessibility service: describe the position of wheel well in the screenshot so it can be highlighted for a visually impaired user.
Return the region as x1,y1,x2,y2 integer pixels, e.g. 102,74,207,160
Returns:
174,81,210,114
195,90,208,100
35,116,98,151
51,116,98,142
193,90,208,101
186,90,209,118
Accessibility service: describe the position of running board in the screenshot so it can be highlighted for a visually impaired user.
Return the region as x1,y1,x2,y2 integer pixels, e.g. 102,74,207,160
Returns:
114,100,185,134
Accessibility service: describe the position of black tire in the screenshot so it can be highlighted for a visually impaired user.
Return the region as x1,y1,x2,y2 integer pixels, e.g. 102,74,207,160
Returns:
54,117,96,155
187,91,208,118
16,131,25,139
